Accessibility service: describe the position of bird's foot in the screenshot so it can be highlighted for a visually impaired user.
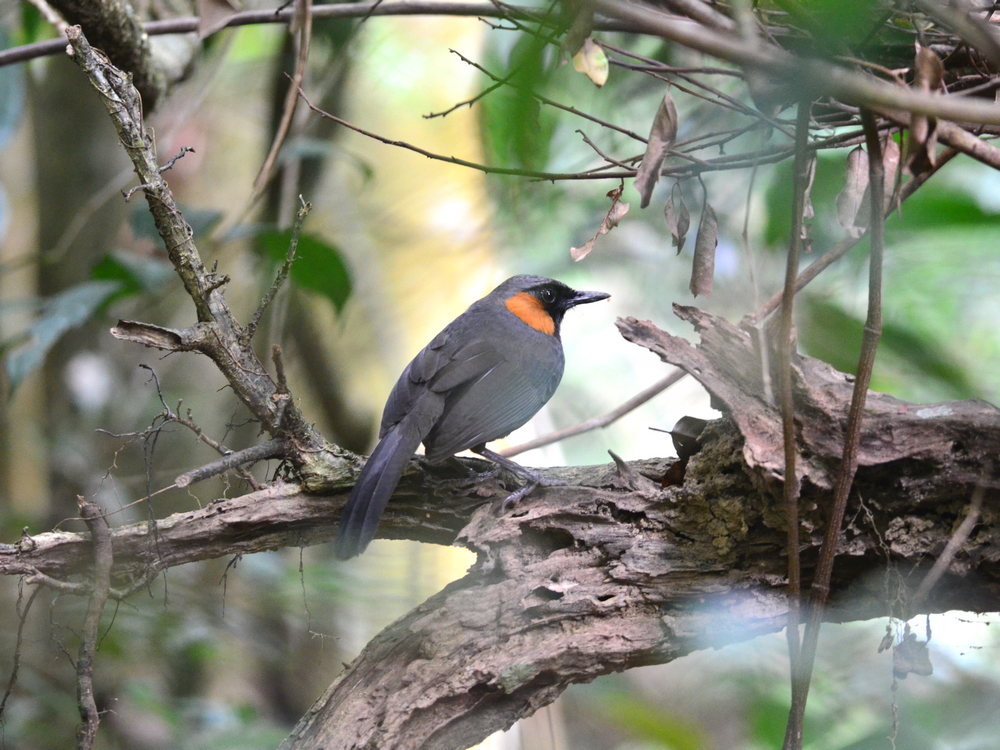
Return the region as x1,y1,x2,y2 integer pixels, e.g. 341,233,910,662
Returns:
465,463,503,485
499,474,568,511
426,456,501,491
501,481,537,511
473,446,566,483
470,446,567,510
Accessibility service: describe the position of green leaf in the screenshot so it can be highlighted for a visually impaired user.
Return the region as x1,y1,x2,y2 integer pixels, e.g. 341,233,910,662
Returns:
3,281,122,395
92,250,174,300
479,31,556,171
257,230,352,313
799,298,978,399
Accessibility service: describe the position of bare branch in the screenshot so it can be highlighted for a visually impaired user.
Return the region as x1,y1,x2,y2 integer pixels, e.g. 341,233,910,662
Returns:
75,500,113,750
247,199,312,341
747,147,959,325
296,84,633,181
66,27,351,492
174,438,291,488
47,0,167,107
594,0,1000,126
0,585,41,719
785,107,886,749
912,482,986,608
249,0,314,206
778,99,812,750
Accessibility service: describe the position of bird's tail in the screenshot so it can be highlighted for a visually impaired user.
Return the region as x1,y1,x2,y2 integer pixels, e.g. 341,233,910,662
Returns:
335,421,423,559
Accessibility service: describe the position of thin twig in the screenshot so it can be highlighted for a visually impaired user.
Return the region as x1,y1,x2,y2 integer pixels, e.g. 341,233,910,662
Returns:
247,198,312,340
443,49,650,144
174,438,291,488
777,99,811,750
747,147,958,325
576,129,634,169
22,568,131,601
158,145,195,173
250,0,313,205
498,370,686,458
911,481,986,609
296,84,631,181
424,48,518,119
75,500,114,750
592,0,1000,126
784,107,886,750
299,82,800,180
171,407,266,491
0,584,41,719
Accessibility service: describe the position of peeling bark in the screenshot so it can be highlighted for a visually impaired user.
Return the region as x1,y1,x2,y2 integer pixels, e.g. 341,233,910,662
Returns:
3,308,998,749
279,417,999,749
276,310,999,749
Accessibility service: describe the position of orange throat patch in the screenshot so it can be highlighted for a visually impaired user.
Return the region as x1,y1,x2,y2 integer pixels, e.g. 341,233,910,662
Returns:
505,292,555,336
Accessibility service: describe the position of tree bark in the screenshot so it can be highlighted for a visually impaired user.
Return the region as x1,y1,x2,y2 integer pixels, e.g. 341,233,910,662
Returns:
48,0,168,109
3,308,999,749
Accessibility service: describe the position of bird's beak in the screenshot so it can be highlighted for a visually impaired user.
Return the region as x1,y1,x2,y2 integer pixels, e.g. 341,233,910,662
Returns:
566,289,611,308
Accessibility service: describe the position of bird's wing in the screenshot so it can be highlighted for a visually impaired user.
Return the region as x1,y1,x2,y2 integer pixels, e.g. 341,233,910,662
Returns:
379,333,504,438
423,357,562,463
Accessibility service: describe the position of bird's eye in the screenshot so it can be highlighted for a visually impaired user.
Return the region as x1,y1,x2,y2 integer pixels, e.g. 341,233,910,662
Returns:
539,288,555,303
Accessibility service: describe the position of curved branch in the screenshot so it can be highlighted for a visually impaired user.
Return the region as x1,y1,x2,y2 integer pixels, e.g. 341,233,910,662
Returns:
280,419,1000,749
65,27,352,491
4,309,997,749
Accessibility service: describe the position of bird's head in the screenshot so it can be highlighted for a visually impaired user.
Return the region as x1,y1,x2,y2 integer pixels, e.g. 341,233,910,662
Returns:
498,275,610,338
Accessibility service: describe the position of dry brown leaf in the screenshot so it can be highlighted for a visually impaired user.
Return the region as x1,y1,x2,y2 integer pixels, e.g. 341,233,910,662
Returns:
802,155,818,226
915,42,945,90
836,146,870,238
603,194,630,231
664,191,691,254
570,238,597,262
689,203,718,298
633,89,679,209
571,185,631,261
905,43,944,175
882,136,901,209
572,38,609,87
857,135,904,229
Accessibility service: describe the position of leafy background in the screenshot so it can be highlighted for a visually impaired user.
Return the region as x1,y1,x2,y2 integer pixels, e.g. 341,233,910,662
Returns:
0,4,998,749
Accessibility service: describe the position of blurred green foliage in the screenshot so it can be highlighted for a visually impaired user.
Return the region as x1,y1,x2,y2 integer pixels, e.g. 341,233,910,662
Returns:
1,6,999,750
1,280,121,394
256,229,352,314
479,32,557,172
764,150,1000,403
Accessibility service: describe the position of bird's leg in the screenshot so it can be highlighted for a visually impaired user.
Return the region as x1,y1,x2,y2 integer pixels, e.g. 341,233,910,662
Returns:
473,446,568,486
472,446,568,510
423,456,501,489
499,481,538,511
454,456,502,484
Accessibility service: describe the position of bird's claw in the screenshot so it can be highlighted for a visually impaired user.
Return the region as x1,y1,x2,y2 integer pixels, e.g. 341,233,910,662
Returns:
501,481,537,512
499,475,567,512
